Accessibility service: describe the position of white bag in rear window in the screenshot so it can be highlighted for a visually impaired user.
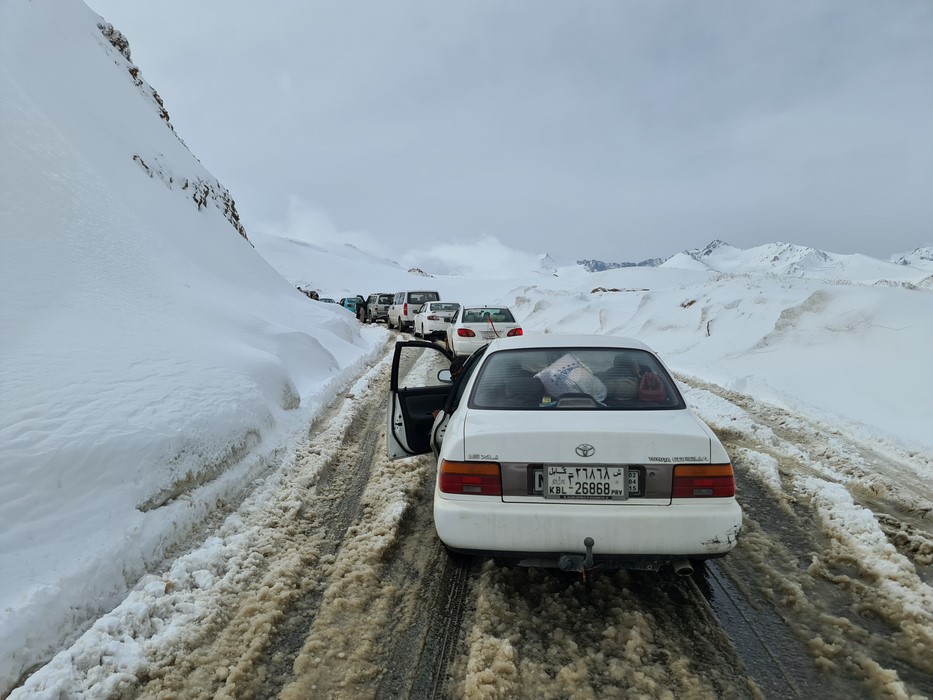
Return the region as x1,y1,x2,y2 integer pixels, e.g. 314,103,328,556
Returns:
534,353,607,402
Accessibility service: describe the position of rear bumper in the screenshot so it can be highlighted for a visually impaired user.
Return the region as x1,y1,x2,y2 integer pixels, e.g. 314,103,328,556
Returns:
422,321,451,337
450,336,488,356
434,493,742,559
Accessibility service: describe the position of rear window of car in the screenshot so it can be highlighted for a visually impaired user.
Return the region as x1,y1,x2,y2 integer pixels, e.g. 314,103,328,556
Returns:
433,303,459,312
469,348,684,410
408,291,439,305
378,294,394,304
461,307,514,323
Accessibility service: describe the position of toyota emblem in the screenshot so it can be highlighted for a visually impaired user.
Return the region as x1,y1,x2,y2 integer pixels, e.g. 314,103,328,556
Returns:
575,443,595,458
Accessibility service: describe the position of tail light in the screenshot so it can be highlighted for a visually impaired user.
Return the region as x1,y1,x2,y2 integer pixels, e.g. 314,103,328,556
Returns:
403,303,408,316
672,464,735,498
457,328,476,337
427,314,440,321
440,461,501,495
507,328,523,337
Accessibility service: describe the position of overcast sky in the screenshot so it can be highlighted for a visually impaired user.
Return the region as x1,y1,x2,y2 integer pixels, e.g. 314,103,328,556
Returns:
86,0,933,262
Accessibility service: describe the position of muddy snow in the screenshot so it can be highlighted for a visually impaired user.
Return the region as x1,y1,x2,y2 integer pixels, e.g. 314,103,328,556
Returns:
10,347,932,699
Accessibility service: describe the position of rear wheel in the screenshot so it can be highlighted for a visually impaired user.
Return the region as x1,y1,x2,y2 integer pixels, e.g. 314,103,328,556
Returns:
444,545,473,566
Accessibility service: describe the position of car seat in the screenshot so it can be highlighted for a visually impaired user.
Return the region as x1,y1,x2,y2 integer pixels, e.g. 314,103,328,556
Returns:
599,355,641,401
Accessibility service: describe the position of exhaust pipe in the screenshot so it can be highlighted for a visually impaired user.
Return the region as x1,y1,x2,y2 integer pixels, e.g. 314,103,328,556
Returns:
671,559,694,577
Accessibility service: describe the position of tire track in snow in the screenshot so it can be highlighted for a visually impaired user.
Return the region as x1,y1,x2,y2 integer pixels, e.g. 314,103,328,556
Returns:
372,495,480,699
128,359,397,699
681,375,932,531
680,376,933,698
247,376,392,696
447,564,762,699
274,341,476,699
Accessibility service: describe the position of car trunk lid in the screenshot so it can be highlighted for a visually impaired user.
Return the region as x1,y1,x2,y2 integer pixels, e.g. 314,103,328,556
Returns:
462,409,711,502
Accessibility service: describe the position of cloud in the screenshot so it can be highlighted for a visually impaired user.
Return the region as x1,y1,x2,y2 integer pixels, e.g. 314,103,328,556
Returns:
257,196,393,259
401,235,550,279
89,0,933,261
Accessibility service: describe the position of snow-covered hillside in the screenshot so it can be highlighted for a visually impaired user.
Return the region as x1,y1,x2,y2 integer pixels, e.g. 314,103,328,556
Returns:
0,0,384,690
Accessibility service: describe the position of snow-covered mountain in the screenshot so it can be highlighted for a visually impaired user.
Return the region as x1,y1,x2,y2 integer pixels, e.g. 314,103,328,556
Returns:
577,257,666,272
663,240,930,285
576,238,931,284
892,246,933,271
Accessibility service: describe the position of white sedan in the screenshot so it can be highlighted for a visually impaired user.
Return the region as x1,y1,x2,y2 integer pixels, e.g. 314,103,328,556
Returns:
413,302,460,340
445,305,522,356
386,334,742,575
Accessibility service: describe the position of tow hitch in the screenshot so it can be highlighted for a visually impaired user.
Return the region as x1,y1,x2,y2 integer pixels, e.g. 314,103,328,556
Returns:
558,537,595,574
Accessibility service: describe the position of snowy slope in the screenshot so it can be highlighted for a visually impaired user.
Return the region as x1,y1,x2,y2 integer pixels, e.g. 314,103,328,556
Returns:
0,0,384,689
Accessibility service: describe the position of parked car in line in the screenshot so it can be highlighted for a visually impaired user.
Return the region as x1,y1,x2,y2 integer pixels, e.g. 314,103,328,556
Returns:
365,293,395,323
318,297,337,304
445,305,522,356
339,297,360,314
385,334,742,575
414,302,460,340
387,290,441,332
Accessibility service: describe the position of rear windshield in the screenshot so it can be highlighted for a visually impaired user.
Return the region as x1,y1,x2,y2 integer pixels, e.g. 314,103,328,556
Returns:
461,307,515,323
378,294,394,304
432,303,460,312
469,348,685,410
408,291,440,305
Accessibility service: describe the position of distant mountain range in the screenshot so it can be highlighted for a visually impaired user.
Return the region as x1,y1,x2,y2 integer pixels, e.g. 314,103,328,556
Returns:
576,258,666,272
576,240,932,285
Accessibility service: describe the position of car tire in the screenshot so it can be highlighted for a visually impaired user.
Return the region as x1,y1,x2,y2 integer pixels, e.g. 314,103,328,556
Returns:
444,545,472,567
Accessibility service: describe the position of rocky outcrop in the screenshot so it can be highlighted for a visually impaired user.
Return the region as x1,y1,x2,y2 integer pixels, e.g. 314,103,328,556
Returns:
577,257,665,272
98,22,249,242
133,154,249,241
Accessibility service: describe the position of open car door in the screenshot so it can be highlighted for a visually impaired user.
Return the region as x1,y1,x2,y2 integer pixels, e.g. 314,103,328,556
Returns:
386,341,454,459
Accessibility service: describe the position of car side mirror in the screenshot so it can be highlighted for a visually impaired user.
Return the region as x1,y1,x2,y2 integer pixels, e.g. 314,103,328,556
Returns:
437,369,453,383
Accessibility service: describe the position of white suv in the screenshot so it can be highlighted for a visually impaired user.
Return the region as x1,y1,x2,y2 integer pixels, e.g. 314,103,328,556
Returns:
387,290,440,332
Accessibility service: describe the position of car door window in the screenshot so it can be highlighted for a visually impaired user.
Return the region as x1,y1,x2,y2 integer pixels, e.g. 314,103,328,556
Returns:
444,346,488,414
389,341,455,457
397,344,451,390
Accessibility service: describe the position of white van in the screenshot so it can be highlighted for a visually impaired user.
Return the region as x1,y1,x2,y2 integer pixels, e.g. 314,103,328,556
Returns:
387,290,440,332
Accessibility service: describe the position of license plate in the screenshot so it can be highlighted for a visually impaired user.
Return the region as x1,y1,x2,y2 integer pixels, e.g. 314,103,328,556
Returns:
537,466,635,500
482,330,497,339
